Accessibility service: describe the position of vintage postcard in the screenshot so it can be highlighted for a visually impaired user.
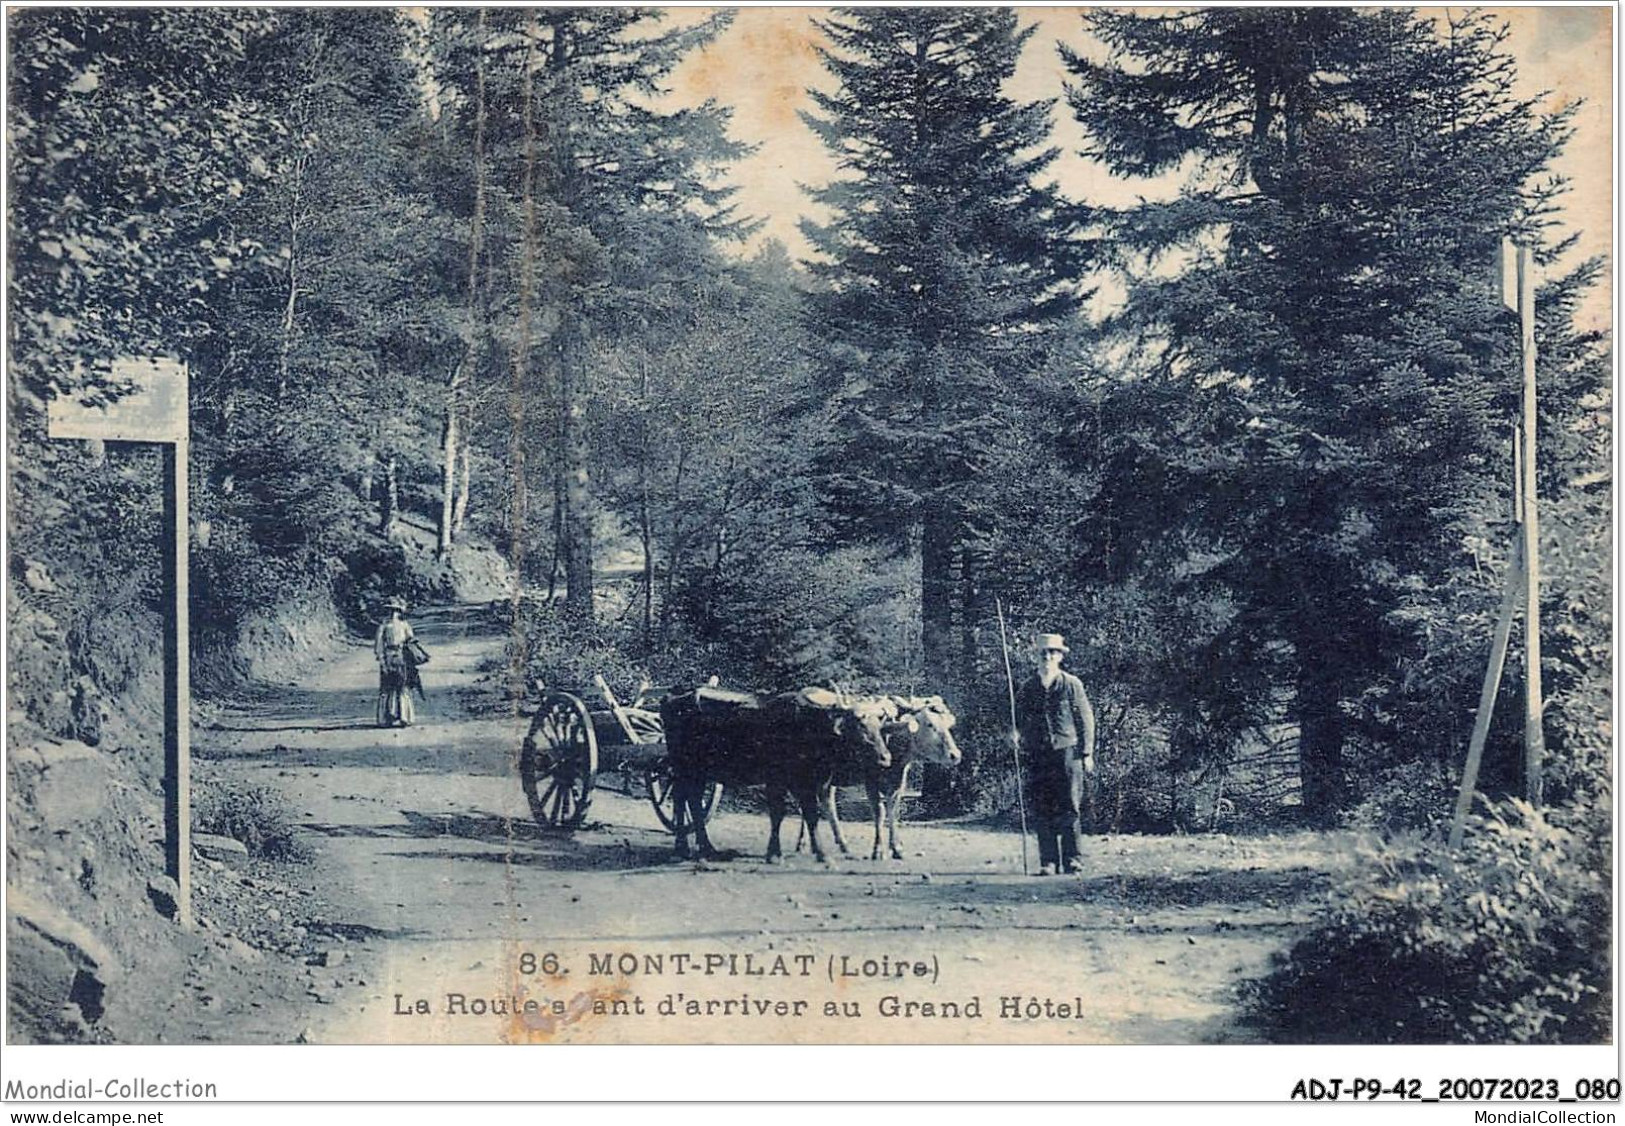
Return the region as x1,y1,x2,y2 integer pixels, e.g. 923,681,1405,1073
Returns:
3,1,1615,1106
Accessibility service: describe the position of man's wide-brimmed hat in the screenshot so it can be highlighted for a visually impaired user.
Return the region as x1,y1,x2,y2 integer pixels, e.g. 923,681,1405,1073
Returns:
386,596,408,612
1034,633,1069,655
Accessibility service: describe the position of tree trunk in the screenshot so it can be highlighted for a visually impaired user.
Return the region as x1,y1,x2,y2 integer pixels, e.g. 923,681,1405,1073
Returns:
469,9,489,315
920,507,970,814
277,152,306,406
637,354,653,646
1296,658,1346,819
504,13,540,707
378,456,398,539
957,540,984,694
437,391,459,557
659,447,689,647
452,435,471,534
706,470,736,632
444,10,486,557
920,506,960,699
558,325,594,624
546,361,565,604
546,469,563,604
639,479,654,648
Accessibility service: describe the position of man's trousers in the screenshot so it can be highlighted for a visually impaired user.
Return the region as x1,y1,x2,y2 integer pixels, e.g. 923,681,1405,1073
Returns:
1029,751,1088,870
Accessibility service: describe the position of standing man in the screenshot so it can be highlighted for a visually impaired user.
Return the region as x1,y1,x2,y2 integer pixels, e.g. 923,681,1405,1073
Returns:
1013,633,1096,875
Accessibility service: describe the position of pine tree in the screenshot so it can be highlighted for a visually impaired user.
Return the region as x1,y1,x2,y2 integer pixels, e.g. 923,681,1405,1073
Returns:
1063,9,1601,814
801,7,1086,698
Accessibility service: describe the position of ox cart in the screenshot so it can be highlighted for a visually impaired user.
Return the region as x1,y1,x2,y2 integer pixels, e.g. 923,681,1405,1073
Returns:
518,675,725,832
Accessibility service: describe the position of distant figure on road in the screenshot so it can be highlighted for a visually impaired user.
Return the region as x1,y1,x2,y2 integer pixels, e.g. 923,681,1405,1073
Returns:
375,596,417,728
1013,632,1097,876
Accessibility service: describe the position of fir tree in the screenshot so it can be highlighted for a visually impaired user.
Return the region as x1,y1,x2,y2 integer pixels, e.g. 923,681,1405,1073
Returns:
1064,9,1602,814
801,7,1086,698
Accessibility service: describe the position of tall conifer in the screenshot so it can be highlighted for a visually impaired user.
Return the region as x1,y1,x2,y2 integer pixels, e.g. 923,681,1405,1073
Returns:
1064,9,1600,813
802,7,1084,695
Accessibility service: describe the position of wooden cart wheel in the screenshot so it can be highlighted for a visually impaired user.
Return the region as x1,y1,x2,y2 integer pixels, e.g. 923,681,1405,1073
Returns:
521,692,598,830
645,764,722,832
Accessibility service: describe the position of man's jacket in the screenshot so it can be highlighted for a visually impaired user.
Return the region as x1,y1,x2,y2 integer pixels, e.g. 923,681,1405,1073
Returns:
1017,671,1096,758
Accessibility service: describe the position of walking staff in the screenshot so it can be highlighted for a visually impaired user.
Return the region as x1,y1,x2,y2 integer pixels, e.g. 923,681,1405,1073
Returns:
995,596,1030,876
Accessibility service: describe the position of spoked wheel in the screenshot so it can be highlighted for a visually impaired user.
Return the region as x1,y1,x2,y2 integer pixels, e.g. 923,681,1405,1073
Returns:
521,692,598,830
645,763,722,832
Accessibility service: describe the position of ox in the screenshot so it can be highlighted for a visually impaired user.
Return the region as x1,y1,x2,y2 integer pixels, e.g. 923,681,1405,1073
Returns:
799,695,963,860
659,687,893,863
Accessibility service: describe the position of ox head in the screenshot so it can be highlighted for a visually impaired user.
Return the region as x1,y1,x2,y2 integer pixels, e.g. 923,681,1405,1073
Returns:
830,696,894,771
888,695,962,766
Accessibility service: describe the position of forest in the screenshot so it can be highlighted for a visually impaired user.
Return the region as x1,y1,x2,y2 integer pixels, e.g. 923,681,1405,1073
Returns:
7,7,1613,1045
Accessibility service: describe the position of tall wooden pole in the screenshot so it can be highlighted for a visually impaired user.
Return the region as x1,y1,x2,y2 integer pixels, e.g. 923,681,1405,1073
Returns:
1518,244,1546,807
162,436,193,928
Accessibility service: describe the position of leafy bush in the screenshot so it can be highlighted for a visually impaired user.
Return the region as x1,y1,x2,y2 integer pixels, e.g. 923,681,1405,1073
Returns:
1246,795,1611,1043
520,608,654,699
1095,739,1186,833
926,690,1020,819
510,598,717,708
193,780,312,863
1543,664,1613,810
331,538,416,630
1342,758,1456,835
675,542,917,694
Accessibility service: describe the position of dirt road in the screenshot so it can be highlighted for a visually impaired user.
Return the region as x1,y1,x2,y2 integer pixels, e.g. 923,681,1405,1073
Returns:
199,604,1357,1045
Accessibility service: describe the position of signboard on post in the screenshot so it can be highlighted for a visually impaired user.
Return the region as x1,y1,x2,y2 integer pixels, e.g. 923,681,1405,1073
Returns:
48,356,192,929
48,356,188,443
1494,237,1519,313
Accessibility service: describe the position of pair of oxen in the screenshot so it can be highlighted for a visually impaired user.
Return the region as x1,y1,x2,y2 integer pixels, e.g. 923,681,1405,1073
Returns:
658,687,962,863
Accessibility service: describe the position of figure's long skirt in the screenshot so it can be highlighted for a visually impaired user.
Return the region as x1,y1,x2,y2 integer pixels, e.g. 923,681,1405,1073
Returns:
377,668,414,727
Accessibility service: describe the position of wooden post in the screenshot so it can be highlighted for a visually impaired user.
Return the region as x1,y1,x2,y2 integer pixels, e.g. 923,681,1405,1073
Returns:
162,438,193,927
1450,537,1523,850
50,358,191,927
1517,245,1545,807
1450,421,1527,850
1513,419,1524,527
